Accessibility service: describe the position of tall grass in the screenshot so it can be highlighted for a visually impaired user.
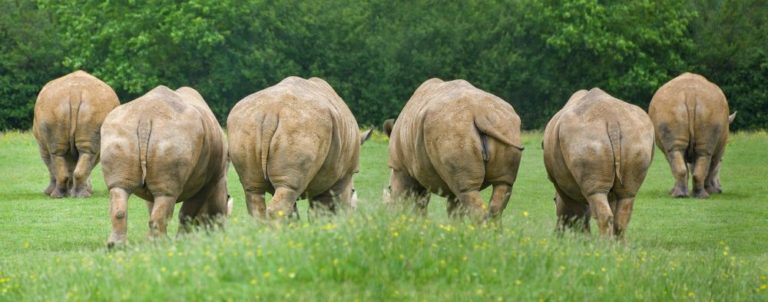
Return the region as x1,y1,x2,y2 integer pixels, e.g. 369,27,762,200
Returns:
1,131,766,301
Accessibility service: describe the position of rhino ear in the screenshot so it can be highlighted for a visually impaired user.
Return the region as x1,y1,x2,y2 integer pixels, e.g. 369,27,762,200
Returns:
360,129,373,145
383,119,395,137
729,111,737,124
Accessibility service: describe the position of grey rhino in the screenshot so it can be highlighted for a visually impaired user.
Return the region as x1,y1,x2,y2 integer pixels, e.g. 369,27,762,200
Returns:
227,77,371,219
33,70,120,198
101,86,231,247
383,78,523,221
648,72,736,198
543,88,654,238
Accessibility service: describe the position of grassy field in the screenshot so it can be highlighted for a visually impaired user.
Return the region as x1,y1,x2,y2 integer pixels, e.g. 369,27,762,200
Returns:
1,130,766,301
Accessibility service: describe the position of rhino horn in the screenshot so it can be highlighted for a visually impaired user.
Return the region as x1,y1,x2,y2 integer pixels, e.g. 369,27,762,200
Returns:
729,111,737,124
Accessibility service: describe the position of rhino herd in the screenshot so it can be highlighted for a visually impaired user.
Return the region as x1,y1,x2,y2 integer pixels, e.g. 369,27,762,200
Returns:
32,71,736,246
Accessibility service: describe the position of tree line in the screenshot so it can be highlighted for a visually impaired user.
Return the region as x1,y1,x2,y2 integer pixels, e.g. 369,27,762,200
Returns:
1,0,766,130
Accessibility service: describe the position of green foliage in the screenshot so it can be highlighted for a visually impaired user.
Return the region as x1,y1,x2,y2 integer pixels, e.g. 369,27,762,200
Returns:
688,0,768,130
1,131,767,300
0,0,766,130
0,0,65,130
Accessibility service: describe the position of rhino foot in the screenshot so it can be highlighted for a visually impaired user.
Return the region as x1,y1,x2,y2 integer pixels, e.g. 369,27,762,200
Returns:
692,189,710,199
70,188,92,198
669,187,688,198
44,183,56,195
50,188,67,198
706,185,722,194
107,232,126,249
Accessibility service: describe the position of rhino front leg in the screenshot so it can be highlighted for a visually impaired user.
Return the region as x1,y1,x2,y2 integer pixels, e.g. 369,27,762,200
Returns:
38,144,56,196
586,193,614,238
665,150,689,198
148,195,176,239
71,152,96,198
555,193,590,235
691,155,712,199
486,183,512,223
107,187,130,248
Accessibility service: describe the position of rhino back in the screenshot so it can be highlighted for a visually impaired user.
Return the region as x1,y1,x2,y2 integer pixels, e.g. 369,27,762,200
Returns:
101,87,214,200
391,79,522,195
546,89,654,200
33,71,119,153
649,73,730,156
228,77,359,198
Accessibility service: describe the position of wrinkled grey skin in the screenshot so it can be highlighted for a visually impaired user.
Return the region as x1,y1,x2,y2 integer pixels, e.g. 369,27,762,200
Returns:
101,86,231,248
227,76,371,220
384,78,523,222
33,70,119,198
543,88,654,239
648,72,736,198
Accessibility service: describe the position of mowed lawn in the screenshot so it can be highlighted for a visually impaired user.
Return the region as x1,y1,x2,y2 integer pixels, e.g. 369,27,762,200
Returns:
0,130,766,301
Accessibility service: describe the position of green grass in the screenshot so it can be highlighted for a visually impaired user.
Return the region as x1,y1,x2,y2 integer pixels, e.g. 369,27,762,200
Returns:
1,130,766,301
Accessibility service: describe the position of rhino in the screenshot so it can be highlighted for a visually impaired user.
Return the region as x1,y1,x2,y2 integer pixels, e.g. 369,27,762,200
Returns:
101,86,231,247
383,78,523,222
543,88,654,238
227,77,371,219
32,70,120,198
648,72,736,198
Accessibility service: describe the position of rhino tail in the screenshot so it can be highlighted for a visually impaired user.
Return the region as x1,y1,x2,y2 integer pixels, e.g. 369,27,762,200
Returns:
685,99,696,162
607,121,623,185
137,119,152,186
473,114,524,151
260,113,279,182
67,90,85,156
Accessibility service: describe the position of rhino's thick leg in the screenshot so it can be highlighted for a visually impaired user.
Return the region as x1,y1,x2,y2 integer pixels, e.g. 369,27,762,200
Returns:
555,193,590,235
487,183,512,222
267,187,299,219
71,152,96,198
148,195,176,239
107,187,130,248
38,144,56,196
457,191,485,222
309,191,337,218
245,190,267,219
390,170,429,215
50,153,72,198
691,155,712,198
612,197,635,240
665,150,689,198
586,193,614,237
705,160,723,194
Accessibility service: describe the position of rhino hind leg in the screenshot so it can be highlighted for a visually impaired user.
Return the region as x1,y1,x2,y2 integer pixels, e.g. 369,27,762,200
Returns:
612,197,635,240
50,154,73,198
107,187,130,248
70,152,96,198
148,195,177,239
484,184,512,225
586,193,614,238
705,160,723,194
266,187,300,219
665,150,689,198
691,155,713,199
456,191,486,222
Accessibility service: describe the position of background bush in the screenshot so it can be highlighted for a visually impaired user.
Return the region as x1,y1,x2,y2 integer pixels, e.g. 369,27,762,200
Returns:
1,0,765,130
